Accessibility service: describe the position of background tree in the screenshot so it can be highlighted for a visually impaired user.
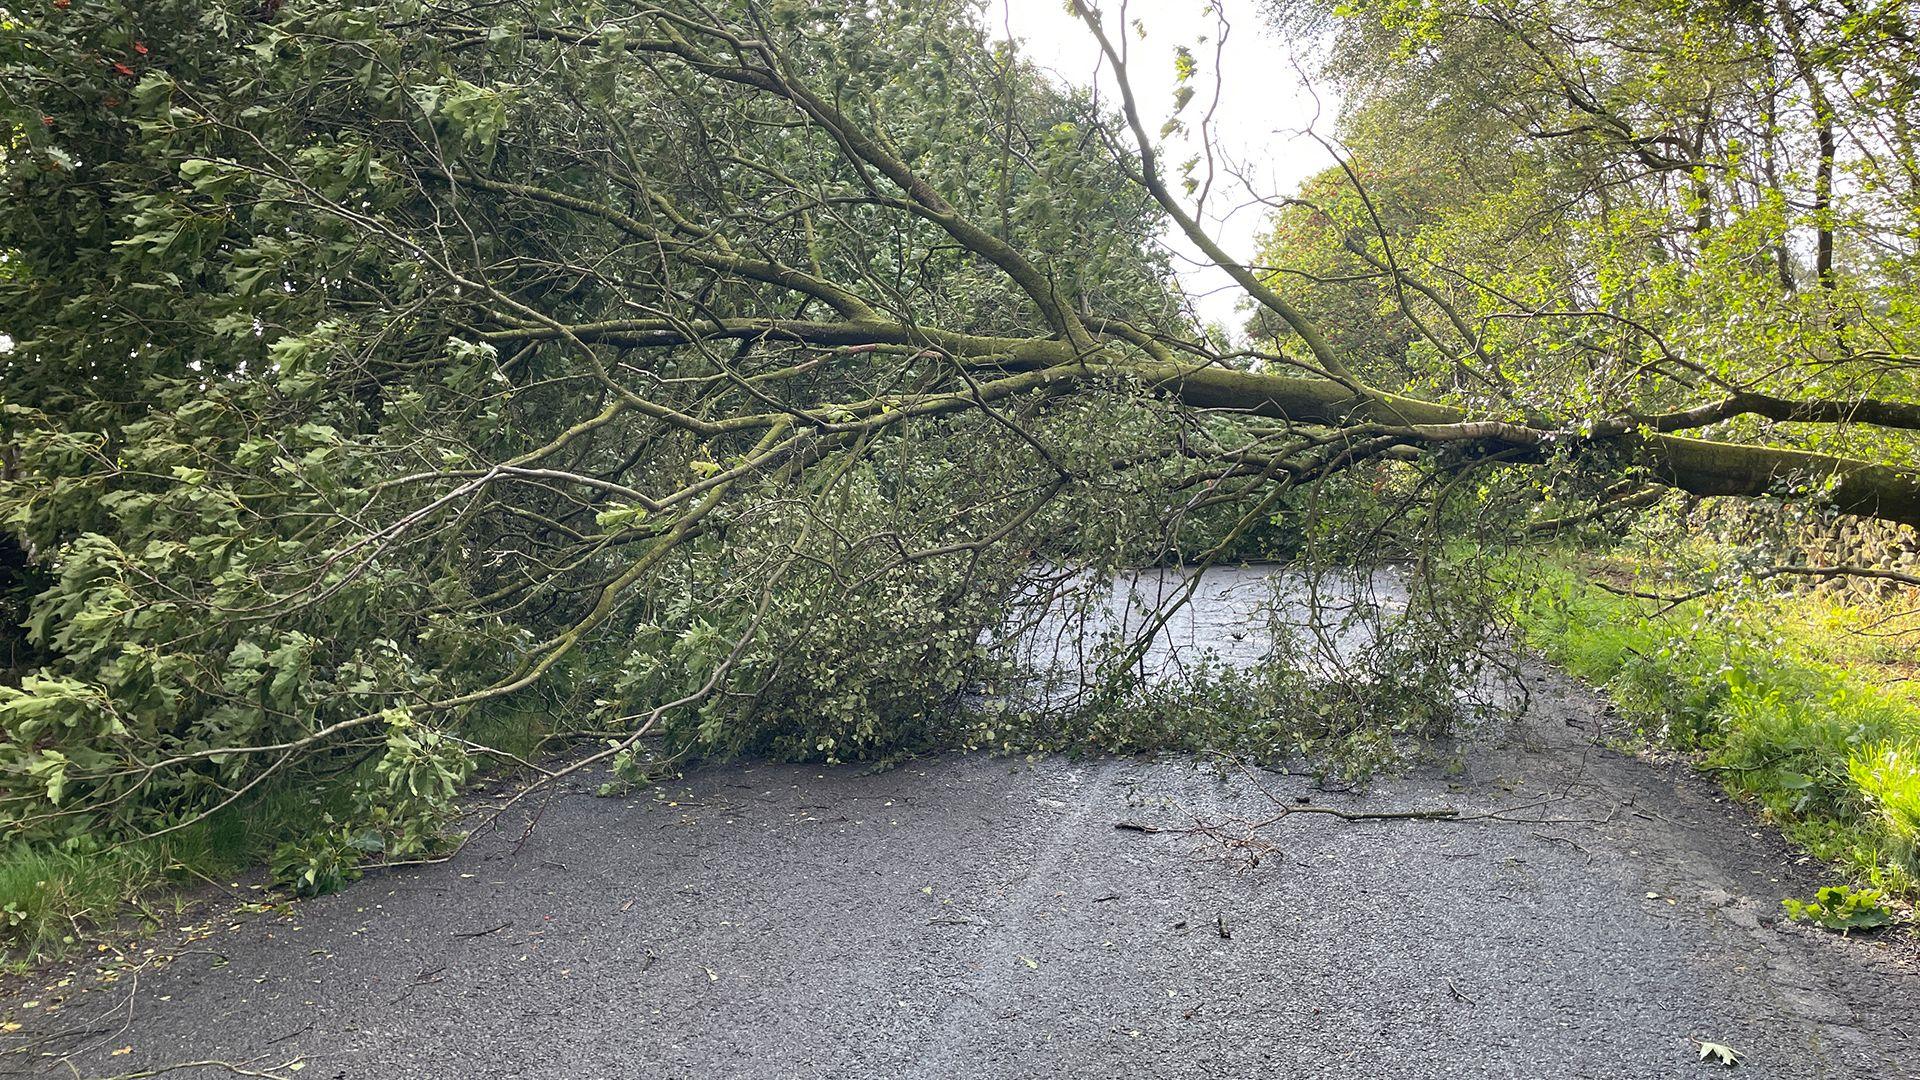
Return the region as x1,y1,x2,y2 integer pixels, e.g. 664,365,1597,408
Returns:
1257,0,1920,499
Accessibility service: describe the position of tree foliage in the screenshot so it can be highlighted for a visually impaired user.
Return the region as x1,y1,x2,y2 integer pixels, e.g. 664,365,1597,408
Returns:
0,0,1916,875
1259,0,1920,473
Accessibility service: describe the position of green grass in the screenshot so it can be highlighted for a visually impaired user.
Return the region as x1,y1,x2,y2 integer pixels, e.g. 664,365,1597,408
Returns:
1,833,232,970
0,782,359,971
0,843,144,964
1852,746,1920,876
0,698,571,970
1508,553,1920,896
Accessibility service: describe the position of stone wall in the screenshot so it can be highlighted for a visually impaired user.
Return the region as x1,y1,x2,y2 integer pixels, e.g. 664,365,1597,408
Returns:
1682,499,1920,599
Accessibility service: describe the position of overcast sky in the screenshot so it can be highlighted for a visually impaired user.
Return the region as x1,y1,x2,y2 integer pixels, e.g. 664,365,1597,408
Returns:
991,0,1338,334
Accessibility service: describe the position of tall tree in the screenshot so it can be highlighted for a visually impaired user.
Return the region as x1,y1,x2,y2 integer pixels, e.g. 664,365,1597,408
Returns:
1256,0,1920,488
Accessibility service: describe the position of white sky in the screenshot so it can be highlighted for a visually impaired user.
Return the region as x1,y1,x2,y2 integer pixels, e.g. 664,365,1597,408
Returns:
992,0,1338,335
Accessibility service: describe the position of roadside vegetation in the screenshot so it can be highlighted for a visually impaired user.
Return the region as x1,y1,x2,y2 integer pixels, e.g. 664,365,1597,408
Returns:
1509,536,1920,901
0,697,583,970
0,792,311,970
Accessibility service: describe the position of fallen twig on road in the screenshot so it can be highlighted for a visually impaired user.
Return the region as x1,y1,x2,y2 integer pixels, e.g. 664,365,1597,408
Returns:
450,920,513,938
71,1057,305,1080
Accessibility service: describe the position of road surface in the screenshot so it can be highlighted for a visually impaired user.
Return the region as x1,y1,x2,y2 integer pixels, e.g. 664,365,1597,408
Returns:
4,573,1917,1078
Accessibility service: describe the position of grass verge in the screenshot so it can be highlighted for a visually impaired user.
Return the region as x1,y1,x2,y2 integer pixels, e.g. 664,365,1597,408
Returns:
0,785,340,973
1507,551,1920,898
0,699,571,972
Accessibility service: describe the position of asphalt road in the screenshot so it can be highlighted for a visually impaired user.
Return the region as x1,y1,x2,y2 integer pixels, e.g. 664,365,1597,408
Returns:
6,565,1919,1079
5,660,1918,1079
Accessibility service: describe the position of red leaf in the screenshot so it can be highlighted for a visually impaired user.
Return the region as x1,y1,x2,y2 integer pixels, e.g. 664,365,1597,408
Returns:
112,62,135,77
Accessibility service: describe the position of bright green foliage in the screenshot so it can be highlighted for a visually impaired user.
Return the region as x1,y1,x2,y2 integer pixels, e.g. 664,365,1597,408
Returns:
1511,554,1920,892
0,780,343,963
1782,884,1899,932
1257,0,1920,471
1851,744,1920,878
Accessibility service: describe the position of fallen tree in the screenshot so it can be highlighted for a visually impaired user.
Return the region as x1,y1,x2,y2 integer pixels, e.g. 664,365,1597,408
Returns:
0,1,1914,874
